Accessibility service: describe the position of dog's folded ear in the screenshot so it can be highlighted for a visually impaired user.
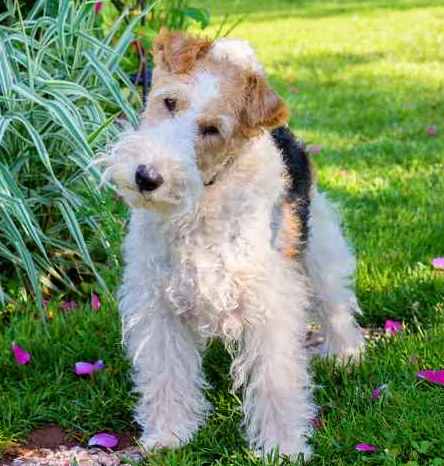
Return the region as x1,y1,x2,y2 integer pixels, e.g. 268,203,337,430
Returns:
240,73,289,136
152,28,212,74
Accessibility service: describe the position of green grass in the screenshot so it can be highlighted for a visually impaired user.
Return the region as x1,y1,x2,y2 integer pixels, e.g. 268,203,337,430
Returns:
1,0,444,464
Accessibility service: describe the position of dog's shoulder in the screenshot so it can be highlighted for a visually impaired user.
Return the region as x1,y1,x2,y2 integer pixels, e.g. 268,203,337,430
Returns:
271,126,312,245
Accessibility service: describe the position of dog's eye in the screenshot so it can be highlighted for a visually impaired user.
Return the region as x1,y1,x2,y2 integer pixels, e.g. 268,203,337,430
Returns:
200,125,220,137
164,97,177,113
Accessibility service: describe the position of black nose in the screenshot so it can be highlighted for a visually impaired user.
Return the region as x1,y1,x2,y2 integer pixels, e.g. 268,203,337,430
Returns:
135,164,164,192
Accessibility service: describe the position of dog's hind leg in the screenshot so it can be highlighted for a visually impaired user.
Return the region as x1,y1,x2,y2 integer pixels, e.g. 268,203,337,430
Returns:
122,302,210,449
304,190,364,361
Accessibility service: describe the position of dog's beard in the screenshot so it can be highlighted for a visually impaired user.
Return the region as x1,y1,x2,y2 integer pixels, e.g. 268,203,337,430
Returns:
106,162,204,217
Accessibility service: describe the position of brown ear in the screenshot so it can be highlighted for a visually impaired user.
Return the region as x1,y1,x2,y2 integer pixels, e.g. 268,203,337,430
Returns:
241,73,289,136
152,28,212,74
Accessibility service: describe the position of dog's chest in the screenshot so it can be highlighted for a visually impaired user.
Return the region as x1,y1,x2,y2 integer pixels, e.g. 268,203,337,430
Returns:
166,206,253,338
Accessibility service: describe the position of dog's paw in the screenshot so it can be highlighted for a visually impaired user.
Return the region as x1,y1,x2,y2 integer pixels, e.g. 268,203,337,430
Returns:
139,431,183,451
320,330,365,364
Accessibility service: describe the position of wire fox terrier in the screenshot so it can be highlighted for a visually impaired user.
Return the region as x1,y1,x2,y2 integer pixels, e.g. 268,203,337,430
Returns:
103,29,365,460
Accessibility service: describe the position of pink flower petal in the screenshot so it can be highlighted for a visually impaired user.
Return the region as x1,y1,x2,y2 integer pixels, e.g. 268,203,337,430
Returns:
11,342,31,365
432,257,444,270
426,125,438,137
91,293,101,311
94,2,103,13
371,384,388,400
88,432,119,449
355,443,378,453
74,360,105,376
417,370,444,386
306,144,322,155
74,362,95,376
42,299,50,308
93,360,105,371
61,300,77,311
310,416,324,430
384,320,403,336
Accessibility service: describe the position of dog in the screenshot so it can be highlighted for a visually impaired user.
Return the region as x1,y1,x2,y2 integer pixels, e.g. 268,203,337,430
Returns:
103,29,364,460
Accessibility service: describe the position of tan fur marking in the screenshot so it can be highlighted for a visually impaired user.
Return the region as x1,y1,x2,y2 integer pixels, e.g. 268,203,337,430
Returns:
240,74,289,137
280,201,301,258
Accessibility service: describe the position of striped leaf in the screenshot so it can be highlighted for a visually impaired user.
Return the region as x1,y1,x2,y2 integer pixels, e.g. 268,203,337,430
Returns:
84,51,139,127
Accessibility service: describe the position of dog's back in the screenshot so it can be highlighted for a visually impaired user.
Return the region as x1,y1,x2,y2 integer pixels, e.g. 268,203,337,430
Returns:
270,127,313,258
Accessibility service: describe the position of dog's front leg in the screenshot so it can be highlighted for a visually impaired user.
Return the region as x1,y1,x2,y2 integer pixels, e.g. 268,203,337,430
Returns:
231,273,315,461
123,302,210,450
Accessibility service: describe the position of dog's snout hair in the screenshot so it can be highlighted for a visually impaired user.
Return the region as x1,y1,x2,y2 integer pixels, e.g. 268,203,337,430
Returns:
104,115,203,212
111,28,365,461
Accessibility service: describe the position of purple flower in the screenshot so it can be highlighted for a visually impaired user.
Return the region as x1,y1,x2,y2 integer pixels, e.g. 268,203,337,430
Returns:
306,144,323,155
310,416,324,430
94,2,103,13
432,257,444,270
371,384,388,400
61,300,77,311
384,320,402,336
74,360,105,376
355,443,378,453
417,370,444,386
88,432,119,449
426,125,438,137
11,342,31,365
91,293,101,311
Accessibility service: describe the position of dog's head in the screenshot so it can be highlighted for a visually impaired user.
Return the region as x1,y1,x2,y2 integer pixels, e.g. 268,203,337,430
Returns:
105,29,288,214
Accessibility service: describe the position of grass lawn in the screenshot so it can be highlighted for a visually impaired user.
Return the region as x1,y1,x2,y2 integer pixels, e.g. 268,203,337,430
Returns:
1,0,444,464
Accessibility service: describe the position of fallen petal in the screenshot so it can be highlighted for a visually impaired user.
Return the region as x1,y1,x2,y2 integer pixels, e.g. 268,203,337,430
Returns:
384,320,403,336
74,362,95,376
94,2,103,13
371,384,388,400
88,432,119,449
426,125,438,137
61,300,77,311
355,443,378,453
310,416,324,430
306,144,322,155
417,370,444,386
91,293,101,311
11,342,31,365
432,257,444,270
93,360,105,371
74,360,104,376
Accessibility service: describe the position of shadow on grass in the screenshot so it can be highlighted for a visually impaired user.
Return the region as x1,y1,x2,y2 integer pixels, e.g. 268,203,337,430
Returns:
263,50,444,327
268,54,444,150
321,180,444,325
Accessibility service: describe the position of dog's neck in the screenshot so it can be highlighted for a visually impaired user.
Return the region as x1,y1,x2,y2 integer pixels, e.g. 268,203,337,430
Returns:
200,132,285,209
131,132,285,250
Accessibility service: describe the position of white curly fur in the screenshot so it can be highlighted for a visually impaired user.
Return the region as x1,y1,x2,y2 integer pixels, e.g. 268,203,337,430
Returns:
103,36,364,461
210,38,264,75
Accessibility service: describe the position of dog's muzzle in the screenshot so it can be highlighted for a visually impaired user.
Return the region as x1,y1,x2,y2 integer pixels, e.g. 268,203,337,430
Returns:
135,164,164,192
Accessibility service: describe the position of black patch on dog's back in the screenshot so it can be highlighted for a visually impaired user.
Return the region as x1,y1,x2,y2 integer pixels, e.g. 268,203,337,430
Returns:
271,126,312,245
